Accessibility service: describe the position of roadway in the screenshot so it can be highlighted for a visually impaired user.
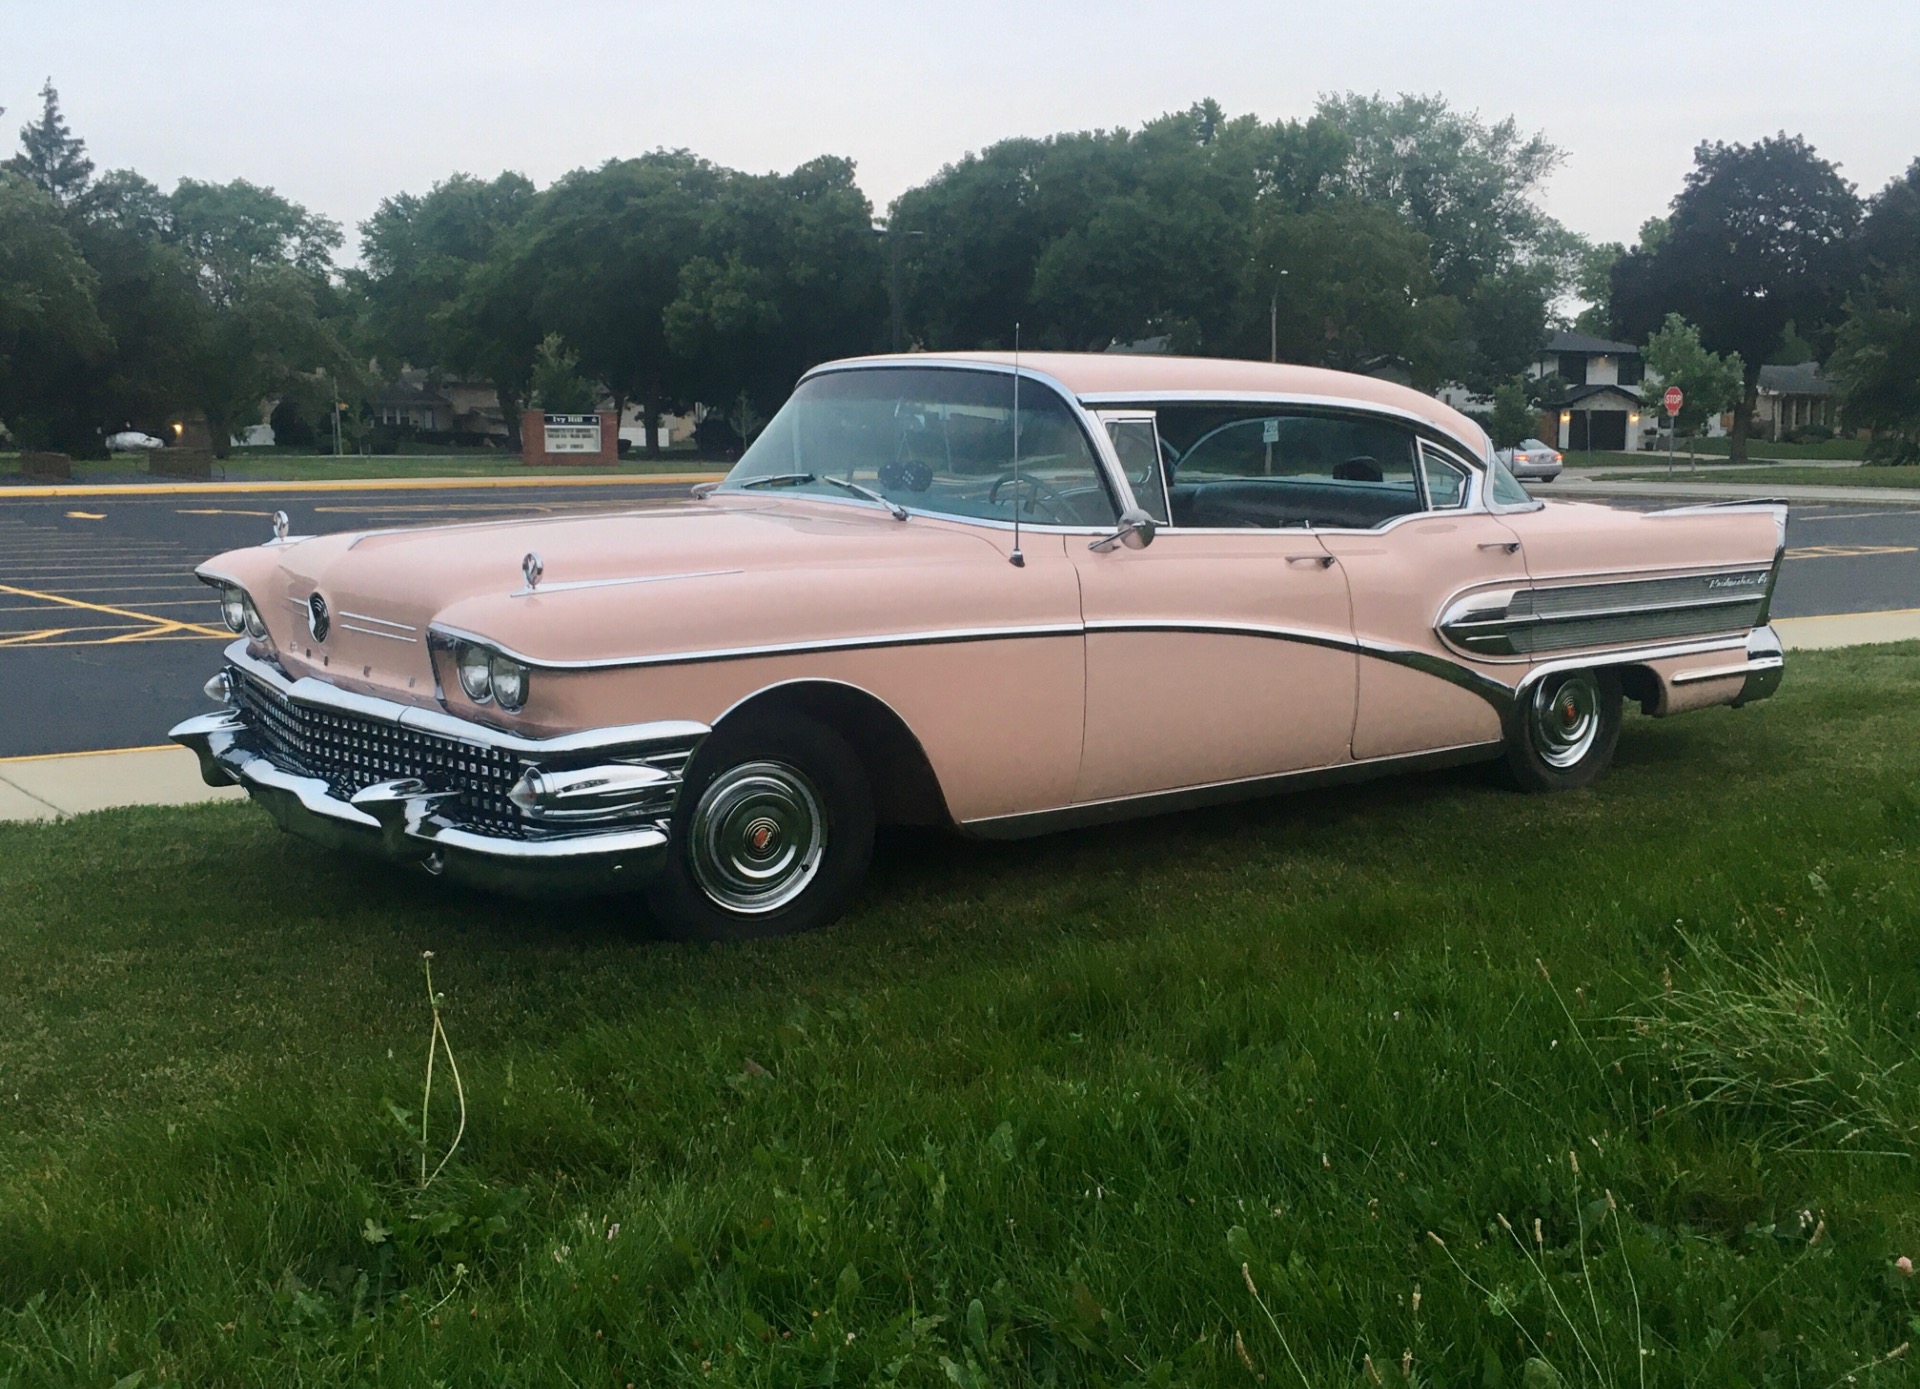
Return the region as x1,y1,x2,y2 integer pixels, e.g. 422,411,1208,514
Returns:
0,477,1914,758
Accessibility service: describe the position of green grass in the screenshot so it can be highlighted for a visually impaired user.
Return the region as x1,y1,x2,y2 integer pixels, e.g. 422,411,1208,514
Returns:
6,649,1920,1385
1610,465,1920,489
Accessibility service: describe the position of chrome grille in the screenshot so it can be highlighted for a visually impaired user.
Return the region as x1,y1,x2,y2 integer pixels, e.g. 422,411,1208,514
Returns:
231,666,526,834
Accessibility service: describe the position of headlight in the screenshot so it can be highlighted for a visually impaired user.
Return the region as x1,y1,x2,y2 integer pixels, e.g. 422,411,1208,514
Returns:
456,642,493,703
490,653,529,712
219,586,247,632
243,595,267,640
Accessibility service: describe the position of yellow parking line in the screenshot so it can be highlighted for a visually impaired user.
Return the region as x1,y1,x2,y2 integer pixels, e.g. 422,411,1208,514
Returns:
0,633,224,648
0,472,723,499
0,627,76,646
0,743,176,764
0,581,227,636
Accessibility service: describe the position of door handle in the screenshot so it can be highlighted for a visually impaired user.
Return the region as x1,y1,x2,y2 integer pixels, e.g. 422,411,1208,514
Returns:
1478,541,1521,554
1287,554,1337,568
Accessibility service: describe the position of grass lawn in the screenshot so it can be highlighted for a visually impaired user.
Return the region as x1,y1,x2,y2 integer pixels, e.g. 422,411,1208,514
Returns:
6,649,1920,1385
1609,466,1920,490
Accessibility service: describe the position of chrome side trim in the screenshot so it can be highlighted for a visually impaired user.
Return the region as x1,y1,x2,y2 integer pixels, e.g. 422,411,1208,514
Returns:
424,622,1086,674
224,641,708,756
1070,388,1492,465
963,740,1505,840
338,622,419,643
1083,618,1515,709
338,610,417,632
509,567,743,598
1436,566,1773,659
1671,658,1781,686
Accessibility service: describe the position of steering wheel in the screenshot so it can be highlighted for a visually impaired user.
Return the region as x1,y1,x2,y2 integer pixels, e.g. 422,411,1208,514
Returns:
988,471,1072,523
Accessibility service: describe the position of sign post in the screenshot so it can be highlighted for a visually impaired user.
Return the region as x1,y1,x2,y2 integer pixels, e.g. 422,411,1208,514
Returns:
1664,387,1684,477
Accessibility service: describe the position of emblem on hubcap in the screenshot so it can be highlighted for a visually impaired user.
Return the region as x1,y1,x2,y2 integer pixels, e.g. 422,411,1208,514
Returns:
307,593,330,642
745,817,781,856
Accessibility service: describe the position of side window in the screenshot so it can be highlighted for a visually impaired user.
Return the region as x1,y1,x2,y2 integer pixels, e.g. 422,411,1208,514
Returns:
1100,416,1169,524
1486,455,1536,508
1151,406,1423,530
1419,445,1470,509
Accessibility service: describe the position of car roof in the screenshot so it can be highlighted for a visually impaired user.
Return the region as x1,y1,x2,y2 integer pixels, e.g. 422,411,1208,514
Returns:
818,351,1492,460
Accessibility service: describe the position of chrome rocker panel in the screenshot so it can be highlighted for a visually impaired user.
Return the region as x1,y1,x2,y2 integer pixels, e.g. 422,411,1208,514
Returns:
170,644,709,897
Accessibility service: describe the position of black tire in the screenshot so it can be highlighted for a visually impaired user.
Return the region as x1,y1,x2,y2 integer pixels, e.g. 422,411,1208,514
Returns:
1505,667,1623,792
643,712,874,940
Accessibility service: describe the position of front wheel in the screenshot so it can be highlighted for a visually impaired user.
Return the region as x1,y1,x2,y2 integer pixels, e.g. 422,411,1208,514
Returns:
643,712,874,940
1505,668,1622,792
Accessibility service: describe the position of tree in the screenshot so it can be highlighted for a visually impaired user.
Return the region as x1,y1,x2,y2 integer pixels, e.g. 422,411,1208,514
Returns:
1611,136,1862,460
665,155,886,413
1489,377,1537,448
358,171,534,372
1251,199,1462,387
4,80,93,209
1571,239,1625,334
1314,92,1566,296
156,179,348,454
526,333,597,414
0,173,110,448
1643,314,1744,437
504,152,721,453
1828,161,1920,462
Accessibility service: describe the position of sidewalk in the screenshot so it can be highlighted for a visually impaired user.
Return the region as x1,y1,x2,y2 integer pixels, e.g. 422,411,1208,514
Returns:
3,609,1916,824
0,745,242,822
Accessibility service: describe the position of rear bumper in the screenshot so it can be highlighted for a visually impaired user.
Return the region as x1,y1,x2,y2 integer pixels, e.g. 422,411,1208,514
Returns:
171,644,706,897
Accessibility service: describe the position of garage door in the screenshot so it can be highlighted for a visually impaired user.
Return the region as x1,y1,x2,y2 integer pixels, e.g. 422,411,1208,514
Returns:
1587,410,1627,451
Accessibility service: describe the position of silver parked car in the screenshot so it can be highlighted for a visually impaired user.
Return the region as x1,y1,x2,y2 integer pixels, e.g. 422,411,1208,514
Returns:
1495,438,1563,482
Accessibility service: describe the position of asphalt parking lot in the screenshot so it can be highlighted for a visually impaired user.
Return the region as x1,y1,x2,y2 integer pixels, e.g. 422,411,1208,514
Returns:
0,480,1915,759
0,478,703,758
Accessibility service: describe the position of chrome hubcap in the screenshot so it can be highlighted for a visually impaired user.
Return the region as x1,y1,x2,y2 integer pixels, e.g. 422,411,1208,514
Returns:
687,760,826,914
1531,672,1601,769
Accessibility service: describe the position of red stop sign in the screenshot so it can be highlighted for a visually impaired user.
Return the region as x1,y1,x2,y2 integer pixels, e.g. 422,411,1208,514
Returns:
1664,386,1684,416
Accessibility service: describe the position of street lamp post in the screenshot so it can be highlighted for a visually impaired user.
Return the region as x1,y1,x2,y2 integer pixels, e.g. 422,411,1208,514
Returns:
1269,269,1289,364
875,223,927,353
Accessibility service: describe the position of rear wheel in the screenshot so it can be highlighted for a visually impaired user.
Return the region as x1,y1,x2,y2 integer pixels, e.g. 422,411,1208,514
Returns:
1505,667,1622,791
644,712,874,940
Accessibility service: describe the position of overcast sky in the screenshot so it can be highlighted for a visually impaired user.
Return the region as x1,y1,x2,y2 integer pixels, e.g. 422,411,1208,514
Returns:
4,0,1914,262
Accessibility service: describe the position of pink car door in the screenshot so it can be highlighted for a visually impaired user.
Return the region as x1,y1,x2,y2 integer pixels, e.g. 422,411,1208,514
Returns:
1313,443,1526,760
1071,412,1359,804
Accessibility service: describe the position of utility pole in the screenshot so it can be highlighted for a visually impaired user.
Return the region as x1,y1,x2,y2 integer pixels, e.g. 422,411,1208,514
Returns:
331,373,342,458
1268,269,1288,363
876,223,926,353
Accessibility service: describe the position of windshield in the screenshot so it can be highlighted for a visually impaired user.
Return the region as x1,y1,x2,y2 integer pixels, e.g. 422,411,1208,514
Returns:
721,367,1119,527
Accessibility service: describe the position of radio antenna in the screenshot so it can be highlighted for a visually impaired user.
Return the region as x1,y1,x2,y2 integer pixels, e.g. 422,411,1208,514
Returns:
1009,322,1025,568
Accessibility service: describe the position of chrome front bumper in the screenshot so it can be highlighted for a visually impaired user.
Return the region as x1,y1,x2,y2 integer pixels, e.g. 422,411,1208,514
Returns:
171,643,708,897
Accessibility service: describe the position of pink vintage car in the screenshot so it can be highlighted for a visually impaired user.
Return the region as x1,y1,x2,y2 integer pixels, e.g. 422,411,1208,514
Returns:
173,354,1785,937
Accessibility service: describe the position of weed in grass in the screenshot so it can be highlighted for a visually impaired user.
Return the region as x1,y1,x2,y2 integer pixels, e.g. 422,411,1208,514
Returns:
416,951,466,1189
1617,933,1918,1155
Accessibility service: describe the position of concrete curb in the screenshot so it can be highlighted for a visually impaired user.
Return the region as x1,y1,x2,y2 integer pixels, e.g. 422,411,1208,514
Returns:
4,613,1916,824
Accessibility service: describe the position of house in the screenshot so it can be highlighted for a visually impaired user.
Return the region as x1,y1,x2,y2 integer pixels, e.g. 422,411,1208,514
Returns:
371,369,510,437
1755,363,1836,441
1532,331,1646,453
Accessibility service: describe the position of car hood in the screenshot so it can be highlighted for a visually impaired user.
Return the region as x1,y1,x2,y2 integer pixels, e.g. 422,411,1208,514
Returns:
197,496,1021,703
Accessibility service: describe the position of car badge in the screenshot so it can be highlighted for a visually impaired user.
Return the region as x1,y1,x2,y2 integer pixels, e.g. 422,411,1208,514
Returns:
308,592,331,642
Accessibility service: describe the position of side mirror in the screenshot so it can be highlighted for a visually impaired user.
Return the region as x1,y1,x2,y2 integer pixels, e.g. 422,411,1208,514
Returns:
1089,507,1157,553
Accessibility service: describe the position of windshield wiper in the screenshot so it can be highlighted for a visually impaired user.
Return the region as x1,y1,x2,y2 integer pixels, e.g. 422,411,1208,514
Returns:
735,472,817,489
821,475,909,520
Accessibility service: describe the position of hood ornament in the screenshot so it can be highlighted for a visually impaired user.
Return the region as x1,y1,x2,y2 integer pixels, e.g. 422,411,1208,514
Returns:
271,510,289,543
522,551,544,593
